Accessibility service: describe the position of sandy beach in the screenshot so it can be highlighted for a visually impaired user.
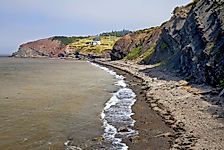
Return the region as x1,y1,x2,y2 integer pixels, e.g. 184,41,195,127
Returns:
95,59,224,150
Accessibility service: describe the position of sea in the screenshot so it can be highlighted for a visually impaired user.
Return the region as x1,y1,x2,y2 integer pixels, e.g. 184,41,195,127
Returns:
0,58,137,150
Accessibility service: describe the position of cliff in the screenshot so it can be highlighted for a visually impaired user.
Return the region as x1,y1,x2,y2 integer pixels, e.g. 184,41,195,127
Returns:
12,31,127,58
110,27,161,61
111,0,224,86
13,36,120,58
13,0,224,86
12,37,67,58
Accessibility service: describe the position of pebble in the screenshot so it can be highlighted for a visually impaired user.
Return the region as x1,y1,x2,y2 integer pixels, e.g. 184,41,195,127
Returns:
129,136,140,143
98,60,224,150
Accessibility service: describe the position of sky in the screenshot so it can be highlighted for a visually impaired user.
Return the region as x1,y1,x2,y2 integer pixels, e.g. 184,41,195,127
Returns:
0,0,190,55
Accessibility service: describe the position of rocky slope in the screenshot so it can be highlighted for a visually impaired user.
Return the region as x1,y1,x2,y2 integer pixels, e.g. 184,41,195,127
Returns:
12,37,67,58
96,60,224,150
111,0,224,87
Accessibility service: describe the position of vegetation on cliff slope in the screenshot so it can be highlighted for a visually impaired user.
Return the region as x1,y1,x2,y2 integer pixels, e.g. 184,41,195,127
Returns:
125,46,142,60
111,0,224,86
52,36,85,46
111,26,161,61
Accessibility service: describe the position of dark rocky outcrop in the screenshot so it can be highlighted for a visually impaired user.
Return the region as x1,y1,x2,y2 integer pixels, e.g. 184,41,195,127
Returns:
12,37,66,58
111,0,224,86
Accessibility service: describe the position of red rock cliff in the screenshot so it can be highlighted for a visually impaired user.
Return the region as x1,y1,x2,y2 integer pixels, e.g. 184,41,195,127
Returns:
12,37,66,58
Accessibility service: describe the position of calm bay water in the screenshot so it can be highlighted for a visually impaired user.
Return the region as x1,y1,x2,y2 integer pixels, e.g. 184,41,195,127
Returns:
0,58,116,150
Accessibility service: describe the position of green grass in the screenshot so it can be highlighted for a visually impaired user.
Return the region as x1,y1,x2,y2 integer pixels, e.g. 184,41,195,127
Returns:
141,44,156,60
52,36,85,46
161,42,168,49
69,36,119,55
220,79,224,88
134,27,160,34
125,46,142,60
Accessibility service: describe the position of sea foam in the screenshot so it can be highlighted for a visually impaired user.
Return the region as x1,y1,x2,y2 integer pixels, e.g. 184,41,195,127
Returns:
90,62,138,150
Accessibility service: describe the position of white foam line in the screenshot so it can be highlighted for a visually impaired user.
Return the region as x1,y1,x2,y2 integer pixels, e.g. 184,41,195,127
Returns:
89,61,138,150
64,140,82,150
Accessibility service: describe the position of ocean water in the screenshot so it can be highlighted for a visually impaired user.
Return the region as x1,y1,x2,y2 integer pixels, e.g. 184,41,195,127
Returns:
0,58,137,150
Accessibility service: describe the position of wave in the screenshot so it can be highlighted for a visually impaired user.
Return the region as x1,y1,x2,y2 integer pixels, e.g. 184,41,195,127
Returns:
90,62,138,150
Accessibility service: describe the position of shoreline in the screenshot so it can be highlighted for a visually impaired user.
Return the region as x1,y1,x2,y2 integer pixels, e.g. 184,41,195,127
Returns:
106,65,173,150
5,57,224,149
89,62,138,150
94,59,224,150
94,60,173,149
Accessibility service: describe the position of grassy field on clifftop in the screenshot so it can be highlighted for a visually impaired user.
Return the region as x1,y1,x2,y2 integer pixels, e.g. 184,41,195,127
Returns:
69,36,119,55
53,35,120,56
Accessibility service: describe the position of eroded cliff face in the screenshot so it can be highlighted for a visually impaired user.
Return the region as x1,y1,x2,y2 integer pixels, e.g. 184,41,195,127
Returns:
111,0,224,86
12,37,66,58
110,27,161,61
